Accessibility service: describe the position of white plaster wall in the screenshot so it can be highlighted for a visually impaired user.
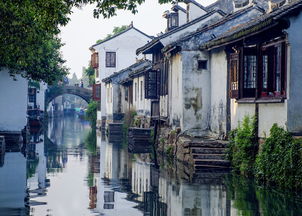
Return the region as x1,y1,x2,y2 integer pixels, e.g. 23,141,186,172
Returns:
258,103,287,137
105,83,113,116
210,49,228,137
231,102,255,130
187,3,207,22
169,54,183,128
0,153,26,208
0,70,28,131
161,12,223,46
286,12,302,134
160,95,168,117
36,82,47,111
181,51,211,132
93,28,151,119
132,76,151,116
112,84,120,114
179,10,187,26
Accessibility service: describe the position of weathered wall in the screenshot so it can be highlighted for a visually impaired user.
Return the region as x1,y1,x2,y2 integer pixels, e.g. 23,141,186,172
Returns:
0,70,28,131
286,12,302,134
105,83,113,118
36,82,47,111
210,49,228,137
181,51,211,133
93,28,151,119
132,76,151,116
231,102,255,130
258,103,287,137
169,53,183,128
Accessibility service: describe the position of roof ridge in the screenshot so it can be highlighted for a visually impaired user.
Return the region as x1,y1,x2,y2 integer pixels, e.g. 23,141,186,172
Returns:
90,25,152,49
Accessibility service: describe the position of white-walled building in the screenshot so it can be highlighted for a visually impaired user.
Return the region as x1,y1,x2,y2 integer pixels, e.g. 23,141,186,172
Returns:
90,24,152,128
0,70,28,132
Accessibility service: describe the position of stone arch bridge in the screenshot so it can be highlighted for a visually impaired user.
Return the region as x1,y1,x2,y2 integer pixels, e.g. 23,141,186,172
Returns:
45,85,92,109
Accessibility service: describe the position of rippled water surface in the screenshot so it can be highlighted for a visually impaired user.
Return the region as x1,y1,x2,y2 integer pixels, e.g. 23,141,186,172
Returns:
0,116,302,216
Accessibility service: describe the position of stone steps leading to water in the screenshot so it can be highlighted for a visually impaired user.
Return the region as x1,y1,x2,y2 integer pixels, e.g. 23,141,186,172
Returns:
183,138,230,171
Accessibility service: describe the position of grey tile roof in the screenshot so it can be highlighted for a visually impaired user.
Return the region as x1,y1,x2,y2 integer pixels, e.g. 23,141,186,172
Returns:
202,0,302,49
102,60,151,84
90,26,152,50
166,5,264,51
136,9,225,55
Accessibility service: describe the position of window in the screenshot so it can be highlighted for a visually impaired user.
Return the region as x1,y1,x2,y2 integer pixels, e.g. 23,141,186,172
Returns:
145,70,159,99
106,52,116,68
140,80,143,101
135,82,138,101
104,191,115,202
243,48,257,97
167,13,178,30
160,60,168,96
261,43,286,96
229,40,286,100
125,87,128,101
92,84,101,101
198,60,208,70
229,53,239,99
28,88,36,103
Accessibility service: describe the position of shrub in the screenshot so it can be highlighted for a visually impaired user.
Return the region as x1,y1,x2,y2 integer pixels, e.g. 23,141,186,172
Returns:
165,145,174,159
228,116,258,176
255,124,302,190
85,101,97,126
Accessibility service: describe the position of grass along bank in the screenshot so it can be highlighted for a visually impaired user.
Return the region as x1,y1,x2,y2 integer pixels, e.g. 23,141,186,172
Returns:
227,116,302,191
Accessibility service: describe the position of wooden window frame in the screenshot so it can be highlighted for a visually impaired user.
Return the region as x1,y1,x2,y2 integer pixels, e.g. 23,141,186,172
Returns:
105,52,116,68
91,52,99,69
145,70,159,99
229,40,287,101
92,84,101,101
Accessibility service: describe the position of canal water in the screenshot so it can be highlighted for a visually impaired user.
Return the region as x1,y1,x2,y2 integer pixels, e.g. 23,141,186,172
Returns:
1,116,302,216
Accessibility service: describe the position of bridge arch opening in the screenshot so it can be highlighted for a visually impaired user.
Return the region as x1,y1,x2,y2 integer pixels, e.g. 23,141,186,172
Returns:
45,85,93,111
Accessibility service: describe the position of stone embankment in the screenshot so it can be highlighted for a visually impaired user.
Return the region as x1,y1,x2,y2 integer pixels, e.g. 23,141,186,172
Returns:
158,128,230,172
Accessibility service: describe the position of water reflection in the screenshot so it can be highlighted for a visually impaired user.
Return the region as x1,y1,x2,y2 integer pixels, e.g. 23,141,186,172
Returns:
0,116,302,215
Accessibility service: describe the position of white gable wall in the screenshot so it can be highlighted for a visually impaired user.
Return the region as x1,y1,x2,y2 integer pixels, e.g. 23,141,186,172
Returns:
187,3,207,22
93,28,151,120
210,48,228,138
132,76,151,116
179,10,187,26
0,70,28,131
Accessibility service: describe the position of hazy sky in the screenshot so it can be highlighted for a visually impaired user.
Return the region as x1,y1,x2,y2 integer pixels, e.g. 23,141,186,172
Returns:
60,0,216,78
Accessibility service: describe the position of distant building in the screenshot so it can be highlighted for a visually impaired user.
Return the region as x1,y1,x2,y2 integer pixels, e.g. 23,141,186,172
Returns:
90,24,152,128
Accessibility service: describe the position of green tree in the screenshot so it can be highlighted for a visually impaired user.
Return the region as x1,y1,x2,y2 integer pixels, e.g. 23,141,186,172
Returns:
0,0,175,84
85,101,97,126
84,66,95,86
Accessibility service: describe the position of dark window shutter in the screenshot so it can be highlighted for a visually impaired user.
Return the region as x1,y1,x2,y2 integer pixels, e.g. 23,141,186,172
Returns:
93,84,101,101
145,70,158,99
229,53,239,99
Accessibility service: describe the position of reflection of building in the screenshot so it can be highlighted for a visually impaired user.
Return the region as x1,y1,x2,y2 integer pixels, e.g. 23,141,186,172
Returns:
0,152,28,215
27,140,48,193
131,157,152,202
157,174,229,216
97,134,142,216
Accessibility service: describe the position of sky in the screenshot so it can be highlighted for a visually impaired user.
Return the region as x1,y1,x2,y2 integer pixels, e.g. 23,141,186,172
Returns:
60,0,216,79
